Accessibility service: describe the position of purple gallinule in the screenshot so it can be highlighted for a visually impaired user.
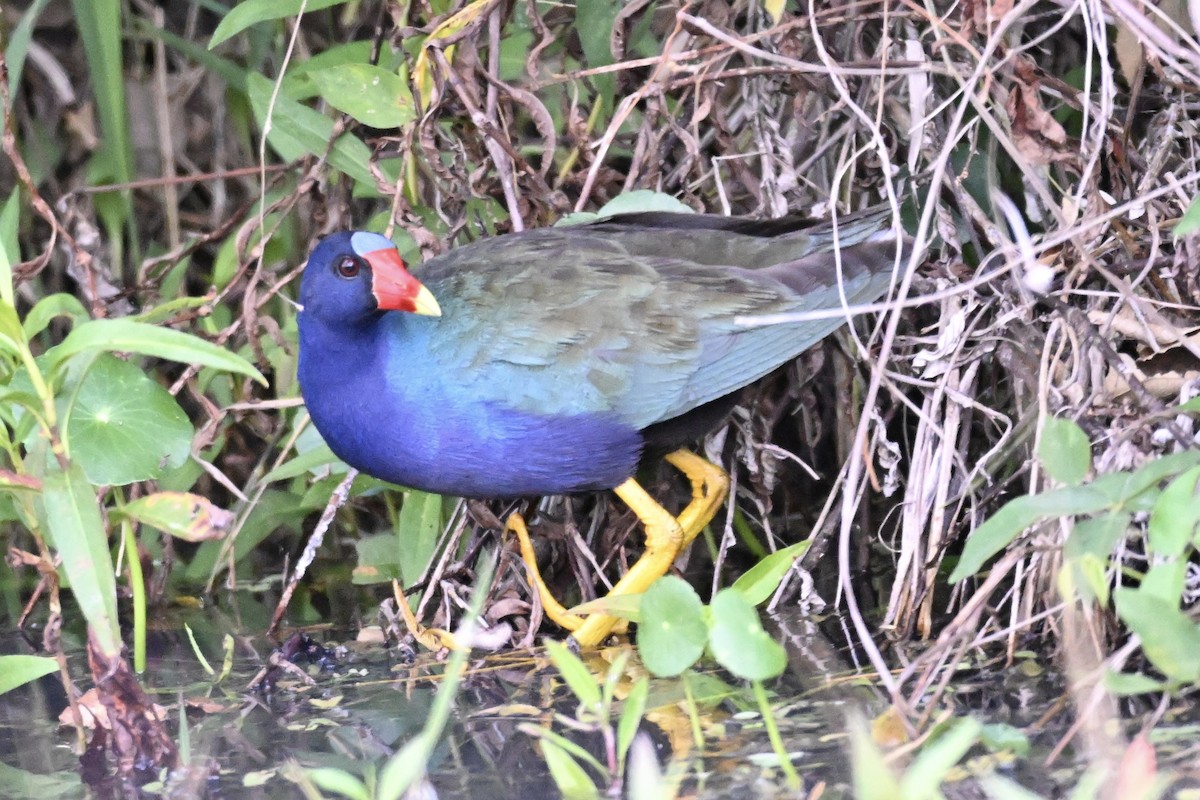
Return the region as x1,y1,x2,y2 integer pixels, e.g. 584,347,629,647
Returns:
298,207,903,646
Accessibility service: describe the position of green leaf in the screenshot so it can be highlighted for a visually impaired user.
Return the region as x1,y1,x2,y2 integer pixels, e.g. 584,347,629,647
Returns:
246,73,379,189
70,0,132,191
310,64,416,128
950,485,1113,582
0,655,58,695
571,592,642,623
4,0,55,98
1063,513,1129,562
849,714,902,800
66,354,194,485
1174,194,1200,237
396,490,443,588
352,533,403,585
545,640,602,712
52,317,266,384
1103,669,1169,696
1147,465,1200,558
899,717,982,798
637,576,707,677
1087,450,1200,506
0,190,22,307
1114,588,1200,683
40,460,121,657
305,767,371,800
979,723,1030,756
22,293,89,340
1038,416,1091,485
538,737,601,800
617,676,649,771
115,492,234,542
731,540,810,605
262,440,342,483
209,0,348,49
1140,561,1188,605
559,190,695,227
707,589,786,681
0,299,25,358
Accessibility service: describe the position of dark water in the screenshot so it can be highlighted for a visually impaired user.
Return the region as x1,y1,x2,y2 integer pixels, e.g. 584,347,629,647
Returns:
5,606,1197,799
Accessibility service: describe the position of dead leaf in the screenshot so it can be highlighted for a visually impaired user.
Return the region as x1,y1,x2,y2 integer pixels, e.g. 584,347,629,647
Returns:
1006,60,1075,165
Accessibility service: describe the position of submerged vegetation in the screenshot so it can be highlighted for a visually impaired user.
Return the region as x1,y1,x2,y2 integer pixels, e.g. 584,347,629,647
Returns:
1,0,1199,795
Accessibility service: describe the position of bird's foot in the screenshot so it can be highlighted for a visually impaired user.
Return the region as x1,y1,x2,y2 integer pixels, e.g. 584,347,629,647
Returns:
664,448,730,544
393,581,465,652
509,450,730,649
507,512,588,632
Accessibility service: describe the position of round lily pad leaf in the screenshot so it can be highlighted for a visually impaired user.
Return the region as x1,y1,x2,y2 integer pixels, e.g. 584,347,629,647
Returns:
637,575,707,677
67,354,193,485
707,589,787,681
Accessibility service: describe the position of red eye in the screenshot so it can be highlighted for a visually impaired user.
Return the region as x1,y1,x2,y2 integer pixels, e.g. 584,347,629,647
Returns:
336,256,362,278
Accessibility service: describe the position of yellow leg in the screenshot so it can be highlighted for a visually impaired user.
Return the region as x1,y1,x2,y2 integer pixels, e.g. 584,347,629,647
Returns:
508,512,587,631
507,449,730,648
663,449,730,547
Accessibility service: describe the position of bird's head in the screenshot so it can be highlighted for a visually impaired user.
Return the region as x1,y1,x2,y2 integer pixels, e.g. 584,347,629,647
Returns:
300,231,442,325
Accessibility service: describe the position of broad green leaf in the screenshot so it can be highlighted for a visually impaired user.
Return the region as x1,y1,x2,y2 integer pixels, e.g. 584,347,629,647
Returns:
310,64,416,128
41,460,121,657
575,1,618,113
731,540,810,605
116,492,234,542
1174,195,1200,237
1063,513,1129,562
707,589,786,681
1147,465,1200,557
1139,561,1188,605
545,640,601,712
1114,588,1200,683
950,485,1113,582
66,354,193,485
637,576,707,677
1038,416,1091,485
396,490,443,588
52,317,266,384
209,0,348,48
246,73,378,189
1087,450,1200,506
0,655,58,695
538,737,601,800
